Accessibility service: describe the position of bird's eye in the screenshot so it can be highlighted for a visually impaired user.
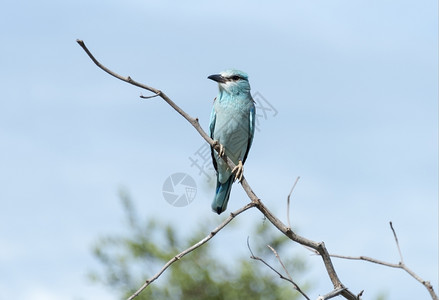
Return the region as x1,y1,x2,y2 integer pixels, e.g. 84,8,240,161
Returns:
231,75,240,81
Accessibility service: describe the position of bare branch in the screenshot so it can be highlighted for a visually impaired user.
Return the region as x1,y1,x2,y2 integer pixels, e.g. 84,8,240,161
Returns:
330,254,437,300
317,287,348,300
287,176,300,229
128,202,256,300
328,222,438,300
76,39,216,149
328,253,399,267
267,245,294,283
389,221,404,264
76,40,160,96
139,93,160,99
247,239,310,300
239,177,359,299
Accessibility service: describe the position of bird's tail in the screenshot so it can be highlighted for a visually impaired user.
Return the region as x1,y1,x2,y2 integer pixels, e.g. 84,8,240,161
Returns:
212,176,234,214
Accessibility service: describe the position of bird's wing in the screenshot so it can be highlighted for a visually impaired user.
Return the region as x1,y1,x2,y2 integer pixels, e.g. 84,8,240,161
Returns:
243,104,256,164
209,98,218,172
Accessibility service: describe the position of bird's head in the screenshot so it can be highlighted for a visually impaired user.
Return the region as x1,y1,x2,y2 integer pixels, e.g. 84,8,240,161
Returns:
208,69,251,96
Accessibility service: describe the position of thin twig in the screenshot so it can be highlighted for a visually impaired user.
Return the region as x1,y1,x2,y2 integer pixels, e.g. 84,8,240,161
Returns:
247,239,310,300
140,93,160,99
76,39,216,149
287,176,300,229
267,245,294,282
128,202,256,300
317,287,348,300
76,40,160,96
327,253,400,268
389,221,404,264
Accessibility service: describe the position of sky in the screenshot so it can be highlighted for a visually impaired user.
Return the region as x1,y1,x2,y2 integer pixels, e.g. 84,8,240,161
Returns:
0,1,437,299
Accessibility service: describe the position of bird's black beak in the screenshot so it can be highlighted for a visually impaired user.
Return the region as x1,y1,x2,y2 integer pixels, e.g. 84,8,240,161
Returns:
208,74,227,83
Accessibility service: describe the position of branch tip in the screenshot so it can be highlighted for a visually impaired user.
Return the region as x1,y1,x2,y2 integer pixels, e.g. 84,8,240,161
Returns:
389,221,404,263
286,176,300,229
140,93,160,99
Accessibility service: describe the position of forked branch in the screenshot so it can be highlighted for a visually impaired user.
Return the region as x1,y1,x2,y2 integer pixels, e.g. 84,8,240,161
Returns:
247,238,310,300
128,203,256,300
327,222,437,300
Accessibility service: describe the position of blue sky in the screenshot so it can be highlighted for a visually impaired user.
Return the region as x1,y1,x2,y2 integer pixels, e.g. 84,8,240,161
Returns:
0,1,437,299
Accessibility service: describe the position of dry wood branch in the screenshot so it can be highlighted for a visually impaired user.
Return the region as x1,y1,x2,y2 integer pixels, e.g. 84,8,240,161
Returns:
328,222,438,300
247,238,310,300
127,202,256,300
317,287,348,300
287,176,300,229
76,39,214,147
389,221,404,263
139,93,160,99
239,178,359,299
267,245,294,283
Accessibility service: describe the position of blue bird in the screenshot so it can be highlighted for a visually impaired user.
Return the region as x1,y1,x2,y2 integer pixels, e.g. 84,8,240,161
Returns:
208,69,256,214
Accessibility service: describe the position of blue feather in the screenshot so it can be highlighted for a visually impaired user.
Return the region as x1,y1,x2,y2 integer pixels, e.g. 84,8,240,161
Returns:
208,69,256,214
212,176,234,214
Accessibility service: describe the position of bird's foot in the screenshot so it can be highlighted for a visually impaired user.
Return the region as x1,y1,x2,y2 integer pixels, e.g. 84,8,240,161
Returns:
213,140,225,157
232,160,244,182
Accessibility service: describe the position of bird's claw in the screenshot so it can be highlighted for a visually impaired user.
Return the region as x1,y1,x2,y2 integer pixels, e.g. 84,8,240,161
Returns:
232,160,244,182
219,144,225,157
214,141,225,157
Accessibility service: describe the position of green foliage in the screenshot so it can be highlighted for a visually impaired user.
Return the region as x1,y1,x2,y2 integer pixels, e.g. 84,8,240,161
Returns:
89,191,310,299
374,291,388,300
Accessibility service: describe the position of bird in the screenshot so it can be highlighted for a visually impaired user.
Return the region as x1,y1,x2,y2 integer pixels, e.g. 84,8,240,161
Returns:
208,69,256,214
